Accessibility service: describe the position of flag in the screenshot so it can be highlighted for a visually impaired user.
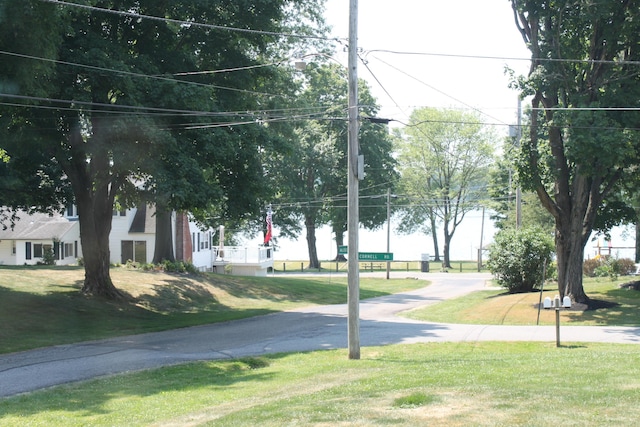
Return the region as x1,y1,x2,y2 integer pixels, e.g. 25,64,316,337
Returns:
263,206,273,245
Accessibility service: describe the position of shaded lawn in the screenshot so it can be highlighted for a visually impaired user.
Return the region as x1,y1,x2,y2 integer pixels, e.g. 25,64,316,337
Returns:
0,266,427,354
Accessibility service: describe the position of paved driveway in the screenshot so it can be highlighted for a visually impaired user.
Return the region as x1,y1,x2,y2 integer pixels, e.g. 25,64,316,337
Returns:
1,272,639,398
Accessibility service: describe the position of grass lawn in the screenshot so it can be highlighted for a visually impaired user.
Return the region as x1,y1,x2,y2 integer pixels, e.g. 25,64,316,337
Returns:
0,265,427,354
3,267,640,425
403,276,640,326
1,342,639,426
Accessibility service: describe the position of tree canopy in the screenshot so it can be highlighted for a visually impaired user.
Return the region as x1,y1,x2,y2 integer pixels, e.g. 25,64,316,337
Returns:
395,107,495,267
0,0,327,298
265,62,397,267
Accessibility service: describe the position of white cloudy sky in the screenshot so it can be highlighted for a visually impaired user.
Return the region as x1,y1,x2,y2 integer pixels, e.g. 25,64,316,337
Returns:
323,0,532,131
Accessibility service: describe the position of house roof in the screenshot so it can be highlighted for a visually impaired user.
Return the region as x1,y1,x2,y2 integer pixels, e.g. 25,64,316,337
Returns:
129,205,155,234
0,211,77,240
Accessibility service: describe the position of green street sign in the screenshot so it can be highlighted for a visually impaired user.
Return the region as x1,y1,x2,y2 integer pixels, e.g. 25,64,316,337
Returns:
338,245,348,255
358,252,393,261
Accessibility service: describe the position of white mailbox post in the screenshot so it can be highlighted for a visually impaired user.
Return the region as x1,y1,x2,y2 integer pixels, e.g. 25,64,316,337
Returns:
543,295,572,347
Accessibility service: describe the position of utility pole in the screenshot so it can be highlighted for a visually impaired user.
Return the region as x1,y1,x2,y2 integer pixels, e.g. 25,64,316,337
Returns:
386,188,391,280
347,0,360,360
516,97,522,229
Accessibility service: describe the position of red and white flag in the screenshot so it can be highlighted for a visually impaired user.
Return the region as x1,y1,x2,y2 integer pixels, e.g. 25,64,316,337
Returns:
263,206,273,245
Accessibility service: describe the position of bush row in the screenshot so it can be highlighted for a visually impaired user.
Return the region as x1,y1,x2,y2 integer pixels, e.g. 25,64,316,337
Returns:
583,256,636,278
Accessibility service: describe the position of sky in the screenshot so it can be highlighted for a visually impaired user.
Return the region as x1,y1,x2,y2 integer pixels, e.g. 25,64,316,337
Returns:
251,0,635,261
323,0,532,128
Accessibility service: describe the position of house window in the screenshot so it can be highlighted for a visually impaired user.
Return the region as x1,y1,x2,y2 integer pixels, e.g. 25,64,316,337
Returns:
113,209,126,217
33,244,53,259
121,240,147,264
64,243,73,258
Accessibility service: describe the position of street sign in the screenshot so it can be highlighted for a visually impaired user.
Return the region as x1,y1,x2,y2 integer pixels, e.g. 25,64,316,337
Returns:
358,252,393,261
336,247,393,261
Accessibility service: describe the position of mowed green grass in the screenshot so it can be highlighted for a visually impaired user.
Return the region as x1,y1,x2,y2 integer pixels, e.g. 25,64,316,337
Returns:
3,267,640,425
0,265,427,354
404,276,640,326
2,342,639,426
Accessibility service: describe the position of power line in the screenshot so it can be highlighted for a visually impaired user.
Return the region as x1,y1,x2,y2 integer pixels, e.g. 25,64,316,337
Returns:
370,54,509,126
0,50,289,99
39,0,336,42
364,49,640,67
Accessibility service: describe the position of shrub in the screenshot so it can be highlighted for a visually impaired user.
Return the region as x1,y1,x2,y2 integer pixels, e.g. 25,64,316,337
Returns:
160,259,199,274
583,258,602,277
585,256,636,280
612,258,637,276
487,227,555,293
41,247,56,265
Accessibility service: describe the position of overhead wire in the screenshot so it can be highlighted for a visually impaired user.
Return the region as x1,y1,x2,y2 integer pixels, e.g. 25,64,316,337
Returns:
39,0,339,43
366,48,640,67
0,49,291,99
4,4,639,134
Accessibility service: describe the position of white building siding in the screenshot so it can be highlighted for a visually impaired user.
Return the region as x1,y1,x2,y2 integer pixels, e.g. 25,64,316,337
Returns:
190,226,214,270
0,239,15,265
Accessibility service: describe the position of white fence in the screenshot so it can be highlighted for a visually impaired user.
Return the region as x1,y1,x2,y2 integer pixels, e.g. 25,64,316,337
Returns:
216,246,273,264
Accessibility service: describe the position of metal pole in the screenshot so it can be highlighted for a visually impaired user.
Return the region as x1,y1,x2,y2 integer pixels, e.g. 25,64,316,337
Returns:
478,206,485,271
555,307,561,347
386,188,391,280
347,0,360,360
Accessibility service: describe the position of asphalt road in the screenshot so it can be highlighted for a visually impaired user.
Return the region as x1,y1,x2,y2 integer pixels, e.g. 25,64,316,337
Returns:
2,272,640,398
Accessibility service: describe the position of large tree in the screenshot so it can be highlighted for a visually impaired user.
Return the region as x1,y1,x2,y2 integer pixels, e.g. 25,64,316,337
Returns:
266,62,396,268
0,0,325,298
511,0,640,303
396,107,495,267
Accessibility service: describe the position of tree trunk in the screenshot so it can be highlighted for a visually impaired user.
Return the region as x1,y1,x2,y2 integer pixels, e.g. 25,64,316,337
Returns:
305,214,320,269
333,226,347,262
60,124,124,300
429,209,441,261
152,207,175,264
555,219,590,304
75,186,123,300
442,218,452,268
442,237,451,269
636,216,640,263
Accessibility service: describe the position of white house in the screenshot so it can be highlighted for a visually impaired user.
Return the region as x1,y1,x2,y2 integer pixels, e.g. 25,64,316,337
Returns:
0,206,273,275
0,209,81,266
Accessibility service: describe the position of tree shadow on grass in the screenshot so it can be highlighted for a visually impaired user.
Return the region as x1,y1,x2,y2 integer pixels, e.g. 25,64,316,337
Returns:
0,357,280,420
135,278,222,313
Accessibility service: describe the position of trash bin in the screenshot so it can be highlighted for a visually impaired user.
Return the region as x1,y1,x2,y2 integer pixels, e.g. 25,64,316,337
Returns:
420,253,430,272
